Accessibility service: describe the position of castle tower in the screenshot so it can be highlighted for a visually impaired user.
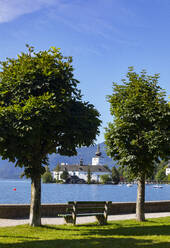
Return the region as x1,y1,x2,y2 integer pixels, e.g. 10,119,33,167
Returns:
92,144,103,165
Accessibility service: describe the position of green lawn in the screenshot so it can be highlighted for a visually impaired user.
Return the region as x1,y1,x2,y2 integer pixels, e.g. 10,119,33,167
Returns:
0,217,170,248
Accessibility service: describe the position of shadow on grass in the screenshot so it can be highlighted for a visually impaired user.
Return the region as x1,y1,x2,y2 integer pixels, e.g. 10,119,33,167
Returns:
1,221,170,248
60,220,170,237
78,224,170,237
0,237,170,248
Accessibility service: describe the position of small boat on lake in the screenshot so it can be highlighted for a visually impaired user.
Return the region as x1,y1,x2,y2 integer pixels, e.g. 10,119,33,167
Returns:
127,184,133,187
153,185,163,189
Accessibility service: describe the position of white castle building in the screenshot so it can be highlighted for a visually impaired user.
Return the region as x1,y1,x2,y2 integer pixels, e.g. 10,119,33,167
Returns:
52,145,111,183
165,161,170,176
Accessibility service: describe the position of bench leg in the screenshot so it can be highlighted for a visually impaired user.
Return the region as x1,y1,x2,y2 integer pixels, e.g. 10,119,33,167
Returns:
64,215,76,225
95,215,107,225
64,216,73,225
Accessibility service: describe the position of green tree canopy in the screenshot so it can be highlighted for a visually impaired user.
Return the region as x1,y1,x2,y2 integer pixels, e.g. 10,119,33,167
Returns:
60,169,69,181
111,166,120,184
100,174,111,184
105,67,170,221
54,163,60,181
0,45,101,226
87,166,92,184
155,167,167,183
152,159,168,182
42,166,54,183
118,165,135,182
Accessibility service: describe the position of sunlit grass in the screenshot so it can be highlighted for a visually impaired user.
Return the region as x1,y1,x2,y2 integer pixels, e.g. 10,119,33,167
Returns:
0,217,170,247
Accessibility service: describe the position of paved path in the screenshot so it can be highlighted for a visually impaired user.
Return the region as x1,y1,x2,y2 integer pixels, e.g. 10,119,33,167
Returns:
0,212,170,227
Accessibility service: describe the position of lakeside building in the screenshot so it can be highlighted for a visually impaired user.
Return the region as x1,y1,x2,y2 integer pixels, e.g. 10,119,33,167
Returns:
165,161,170,176
52,145,111,183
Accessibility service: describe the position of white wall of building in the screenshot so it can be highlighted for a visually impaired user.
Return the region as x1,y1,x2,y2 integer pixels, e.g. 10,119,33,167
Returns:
92,157,100,165
52,170,111,183
92,157,104,166
166,168,170,176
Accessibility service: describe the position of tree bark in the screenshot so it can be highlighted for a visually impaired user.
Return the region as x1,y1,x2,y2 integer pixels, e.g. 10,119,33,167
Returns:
136,172,145,221
29,174,41,226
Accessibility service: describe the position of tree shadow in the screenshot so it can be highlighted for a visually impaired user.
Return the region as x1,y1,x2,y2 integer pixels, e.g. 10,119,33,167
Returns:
1,220,170,248
79,224,170,237
67,219,170,237
0,237,170,248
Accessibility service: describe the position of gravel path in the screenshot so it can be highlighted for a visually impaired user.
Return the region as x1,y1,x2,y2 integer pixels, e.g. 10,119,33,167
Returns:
0,212,170,227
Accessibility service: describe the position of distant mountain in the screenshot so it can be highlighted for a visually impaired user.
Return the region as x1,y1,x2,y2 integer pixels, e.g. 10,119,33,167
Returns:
0,142,116,179
0,159,23,179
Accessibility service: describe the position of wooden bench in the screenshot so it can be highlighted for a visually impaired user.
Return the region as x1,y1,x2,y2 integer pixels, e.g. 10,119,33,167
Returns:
59,201,111,225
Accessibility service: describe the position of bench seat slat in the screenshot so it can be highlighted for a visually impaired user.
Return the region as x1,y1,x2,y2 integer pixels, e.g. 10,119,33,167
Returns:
58,213,104,217
58,214,72,217
74,207,105,210
76,213,104,216
68,201,108,204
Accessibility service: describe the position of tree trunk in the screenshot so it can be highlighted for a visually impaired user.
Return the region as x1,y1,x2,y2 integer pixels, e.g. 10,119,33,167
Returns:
29,174,41,226
136,172,145,221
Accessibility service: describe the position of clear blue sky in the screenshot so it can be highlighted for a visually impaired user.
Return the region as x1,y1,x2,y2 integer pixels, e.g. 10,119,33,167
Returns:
0,0,170,143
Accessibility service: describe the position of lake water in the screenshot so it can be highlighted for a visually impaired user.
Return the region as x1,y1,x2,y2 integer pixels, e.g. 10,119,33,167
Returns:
0,179,170,204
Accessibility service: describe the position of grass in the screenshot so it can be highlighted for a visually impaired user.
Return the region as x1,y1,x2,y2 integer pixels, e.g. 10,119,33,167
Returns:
0,217,170,248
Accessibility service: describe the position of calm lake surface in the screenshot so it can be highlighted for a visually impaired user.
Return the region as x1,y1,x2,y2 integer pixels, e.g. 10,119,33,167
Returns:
0,179,170,204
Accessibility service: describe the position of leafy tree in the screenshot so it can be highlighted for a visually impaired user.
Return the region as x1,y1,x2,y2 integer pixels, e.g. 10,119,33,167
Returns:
0,45,101,226
100,174,111,184
145,160,163,182
117,166,125,182
103,164,111,171
111,166,120,184
153,160,167,182
105,67,170,221
87,166,91,184
54,163,60,181
120,166,134,183
42,166,54,183
155,167,167,183
117,165,133,182
60,168,69,181
167,174,170,182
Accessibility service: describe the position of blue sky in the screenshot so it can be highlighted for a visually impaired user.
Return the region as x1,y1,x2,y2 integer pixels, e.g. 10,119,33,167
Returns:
0,0,170,143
